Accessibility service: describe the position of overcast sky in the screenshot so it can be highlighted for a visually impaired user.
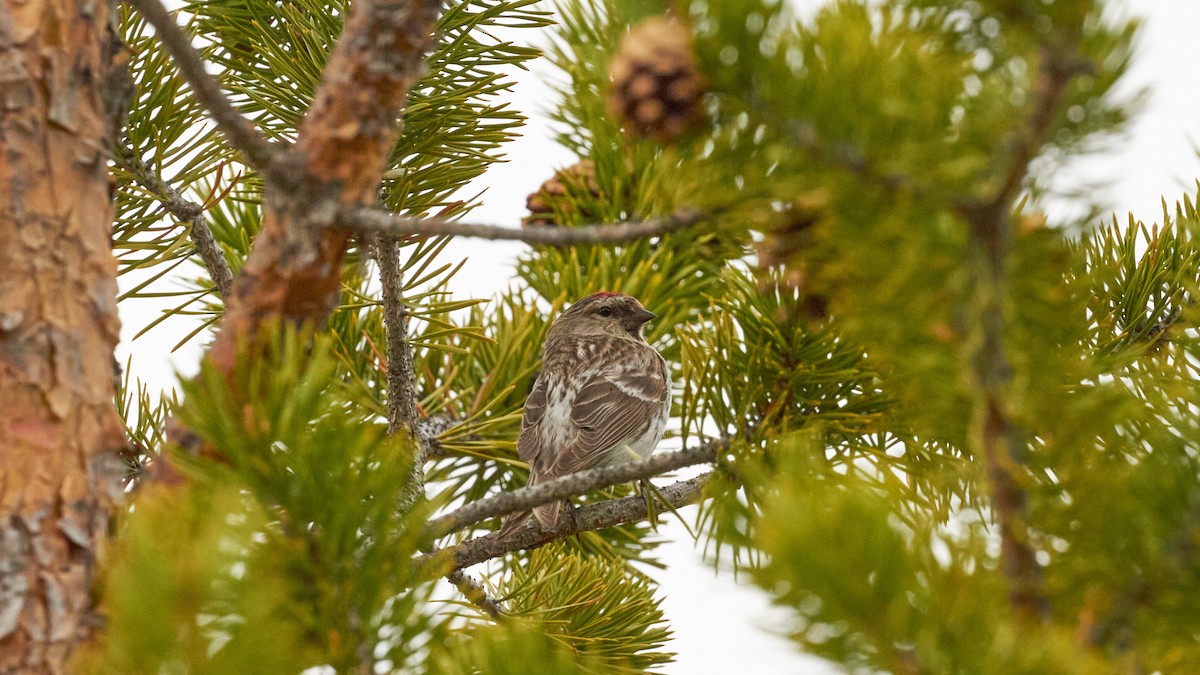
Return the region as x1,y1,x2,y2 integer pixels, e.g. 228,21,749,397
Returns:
117,1,1200,672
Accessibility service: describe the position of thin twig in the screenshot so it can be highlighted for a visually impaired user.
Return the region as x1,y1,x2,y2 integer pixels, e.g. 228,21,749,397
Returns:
787,121,915,194
115,146,235,299
127,0,276,169
339,208,705,247
416,473,714,574
423,438,727,541
987,50,1094,209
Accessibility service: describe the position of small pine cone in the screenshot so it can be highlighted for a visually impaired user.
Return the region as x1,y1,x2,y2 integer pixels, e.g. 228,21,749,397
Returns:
756,268,830,323
607,17,706,143
523,160,602,227
757,192,828,268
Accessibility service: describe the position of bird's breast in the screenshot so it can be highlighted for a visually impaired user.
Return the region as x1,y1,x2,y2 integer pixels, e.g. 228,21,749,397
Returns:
539,372,585,448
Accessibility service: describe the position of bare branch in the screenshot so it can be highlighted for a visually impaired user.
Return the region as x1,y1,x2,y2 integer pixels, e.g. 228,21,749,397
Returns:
375,236,420,435
417,473,714,574
443,568,506,620
376,234,424,512
423,438,727,541
115,146,235,299
787,121,915,194
414,414,457,461
339,208,705,247
126,0,276,170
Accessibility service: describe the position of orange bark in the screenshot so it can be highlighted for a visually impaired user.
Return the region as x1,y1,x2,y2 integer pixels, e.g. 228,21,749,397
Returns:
0,0,127,670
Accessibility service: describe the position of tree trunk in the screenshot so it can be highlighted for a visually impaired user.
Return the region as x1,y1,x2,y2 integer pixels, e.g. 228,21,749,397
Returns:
0,0,126,670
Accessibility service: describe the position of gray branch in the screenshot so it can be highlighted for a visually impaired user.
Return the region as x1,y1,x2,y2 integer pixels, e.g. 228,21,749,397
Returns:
127,0,276,170
116,147,235,299
375,235,420,434
416,473,714,574
376,235,424,512
423,438,727,540
338,208,705,247
414,414,456,461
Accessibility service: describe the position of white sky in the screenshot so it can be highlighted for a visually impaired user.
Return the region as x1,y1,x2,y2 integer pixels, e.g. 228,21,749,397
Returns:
116,1,1200,672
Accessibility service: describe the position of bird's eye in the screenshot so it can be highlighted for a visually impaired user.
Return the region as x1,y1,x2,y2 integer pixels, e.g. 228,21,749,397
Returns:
598,307,613,317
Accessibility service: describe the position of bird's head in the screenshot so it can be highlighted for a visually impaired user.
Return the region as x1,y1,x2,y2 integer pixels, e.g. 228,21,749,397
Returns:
552,292,656,341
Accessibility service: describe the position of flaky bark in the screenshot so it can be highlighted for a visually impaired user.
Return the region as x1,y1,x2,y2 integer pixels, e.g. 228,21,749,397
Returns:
0,0,127,669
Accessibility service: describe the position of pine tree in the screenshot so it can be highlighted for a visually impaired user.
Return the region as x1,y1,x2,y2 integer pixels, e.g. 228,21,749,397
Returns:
2,0,1198,672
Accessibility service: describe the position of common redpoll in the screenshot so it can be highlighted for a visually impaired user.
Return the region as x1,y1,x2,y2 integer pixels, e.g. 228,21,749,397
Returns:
499,292,671,535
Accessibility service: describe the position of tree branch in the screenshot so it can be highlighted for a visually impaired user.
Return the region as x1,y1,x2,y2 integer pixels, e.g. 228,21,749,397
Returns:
443,568,506,620
414,414,457,461
115,145,235,299
126,0,276,170
205,0,445,376
787,121,915,194
376,234,424,512
986,49,1093,209
339,208,705,247
959,47,1090,623
375,236,420,435
417,473,714,574
423,438,727,541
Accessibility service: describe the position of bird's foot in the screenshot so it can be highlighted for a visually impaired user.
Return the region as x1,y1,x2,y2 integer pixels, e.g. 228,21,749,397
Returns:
638,479,659,529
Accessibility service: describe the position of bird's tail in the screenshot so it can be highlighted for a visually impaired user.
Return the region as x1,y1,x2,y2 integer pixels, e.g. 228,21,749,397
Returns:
496,501,563,539
496,510,532,539
532,501,562,530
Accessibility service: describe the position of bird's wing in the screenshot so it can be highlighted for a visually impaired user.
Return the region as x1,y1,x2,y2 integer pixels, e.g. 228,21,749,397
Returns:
516,373,548,464
543,349,668,477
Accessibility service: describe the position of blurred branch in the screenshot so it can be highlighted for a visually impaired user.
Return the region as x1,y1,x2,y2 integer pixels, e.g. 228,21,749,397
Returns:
958,47,1090,623
423,438,727,540
115,145,235,299
126,0,276,170
418,472,714,573
987,49,1094,210
787,121,915,193
444,568,506,620
338,208,705,246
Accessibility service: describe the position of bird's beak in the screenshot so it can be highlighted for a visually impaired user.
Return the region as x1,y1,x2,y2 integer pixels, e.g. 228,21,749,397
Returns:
632,307,656,324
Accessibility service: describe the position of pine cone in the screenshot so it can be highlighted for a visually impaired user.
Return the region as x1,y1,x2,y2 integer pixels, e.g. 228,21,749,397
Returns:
523,160,602,227
607,17,706,143
757,268,829,323
757,193,832,322
757,192,827,268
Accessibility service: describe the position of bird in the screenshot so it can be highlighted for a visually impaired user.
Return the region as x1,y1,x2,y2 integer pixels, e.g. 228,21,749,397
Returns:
498,292,671,537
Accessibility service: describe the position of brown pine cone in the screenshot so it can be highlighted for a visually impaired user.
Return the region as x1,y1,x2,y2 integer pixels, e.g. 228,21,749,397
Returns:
607,17,706,143
523,160,602,227
757,192,827,268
